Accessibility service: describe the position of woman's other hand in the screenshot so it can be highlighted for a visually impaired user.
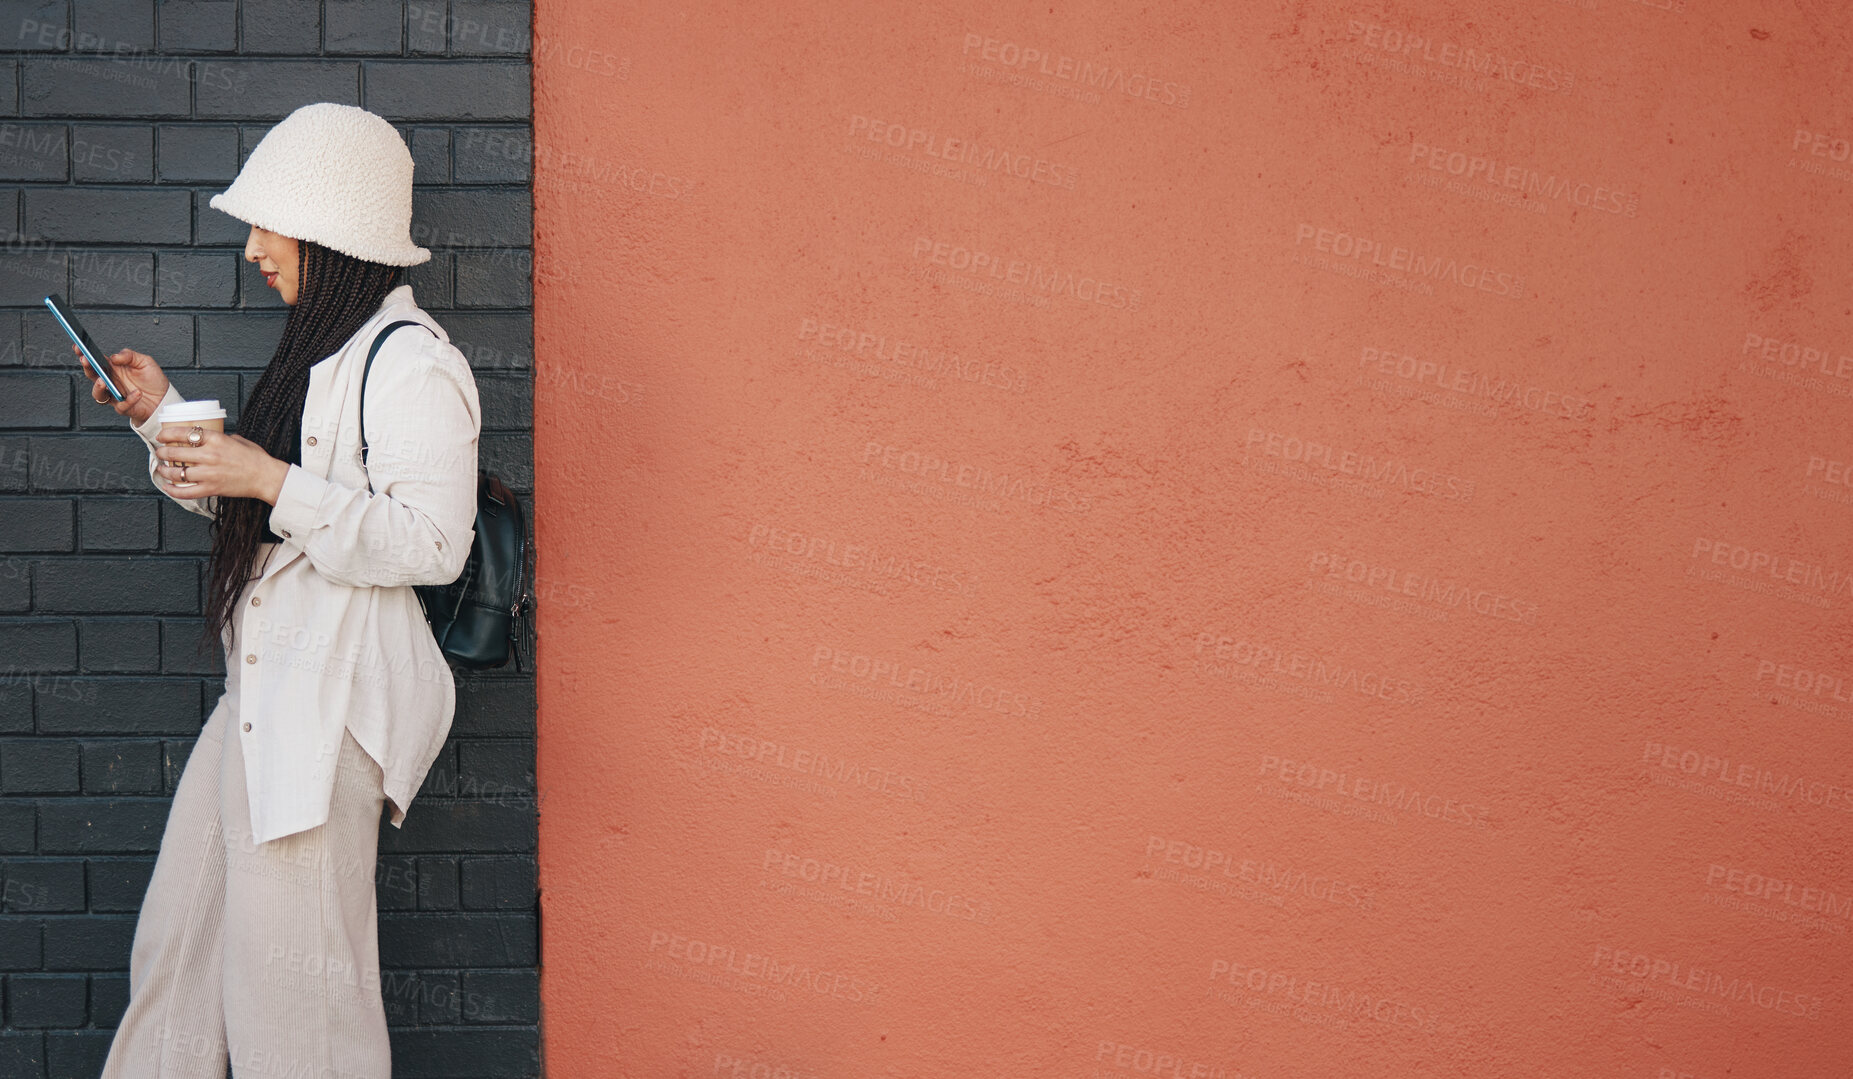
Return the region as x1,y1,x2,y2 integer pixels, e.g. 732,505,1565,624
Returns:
75,344,171,426
153,426,292,505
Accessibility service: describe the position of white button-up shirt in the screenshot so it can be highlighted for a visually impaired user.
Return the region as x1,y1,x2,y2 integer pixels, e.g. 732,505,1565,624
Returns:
131,284,483,845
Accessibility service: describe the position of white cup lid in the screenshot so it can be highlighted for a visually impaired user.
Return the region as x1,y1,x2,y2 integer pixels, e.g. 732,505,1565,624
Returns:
157,400,227,422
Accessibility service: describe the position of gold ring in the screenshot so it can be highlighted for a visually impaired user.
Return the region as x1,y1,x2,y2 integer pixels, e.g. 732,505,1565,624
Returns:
187,425,204,446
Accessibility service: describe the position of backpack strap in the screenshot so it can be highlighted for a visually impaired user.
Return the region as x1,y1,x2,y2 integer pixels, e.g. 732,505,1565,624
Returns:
357,320,437,493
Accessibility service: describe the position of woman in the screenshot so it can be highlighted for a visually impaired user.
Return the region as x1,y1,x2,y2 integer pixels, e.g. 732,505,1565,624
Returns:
83,102,483,1079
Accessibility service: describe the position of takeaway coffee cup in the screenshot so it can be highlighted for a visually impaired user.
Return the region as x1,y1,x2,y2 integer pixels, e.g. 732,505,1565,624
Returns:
156,400,226,487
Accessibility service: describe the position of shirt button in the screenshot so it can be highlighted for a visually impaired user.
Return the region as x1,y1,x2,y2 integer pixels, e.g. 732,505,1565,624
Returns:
245,654,256,664
306,436,317,446
435,540,443,549
251,596,261,606
280,529,291,538
242,722,252,732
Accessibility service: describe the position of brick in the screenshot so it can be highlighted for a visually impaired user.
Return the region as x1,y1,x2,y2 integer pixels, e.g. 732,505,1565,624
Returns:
3,859,84,912
0,371,70,429
241,0,319,53
0,1032,47,1075
379,912,536,967
0,569,27,616
0,249,71,307
30,557,196,614
23,188,190,243
87,975,129,1029
0,60,16,115
381,798,534,854
70,124,151,183
450,2,530,58
405,253,452,309
156,124,237,182
50,1031,116,1077
377,855,418,911
159,618,224,675
78,498,156,551
460,856,533,909
454,250,527,308
196,60,359,118
0,121,69,181
460,970,537,1023
409,126,449,183
441,311,530,371
37,798,170,853
195,313,284,369
41,675,194,735
6,3,71,52
0,916,43,968
156,250,237,308
157,502,212,553
6,973,86,1026
0,801,35,850
74,0,155,50
327,0,404,55
417,855,460,909
477,434,530,493
81,740,162,794
1,739,79,792
406,0,448,54
364,61,530,121
0,311,26,366
452,126,529,183
70,250,153,306
0,477,72,538
410,189,530,248
86,857,151,910
0,620,76,670
21,57,192,118
387,1029,540,1078
194,188,249,244
43,911,132,967
76,618,160,672
26,435,152,494
157,0,235,53
456,738,531,792
43,309,192,383
466,375,546,461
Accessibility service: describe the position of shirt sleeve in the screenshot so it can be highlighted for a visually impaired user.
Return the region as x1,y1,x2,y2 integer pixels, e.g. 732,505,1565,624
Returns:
131,381,220,520
267,331,483,589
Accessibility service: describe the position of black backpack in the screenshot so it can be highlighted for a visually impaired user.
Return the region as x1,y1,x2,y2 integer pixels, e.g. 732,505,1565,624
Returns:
356,319,533,671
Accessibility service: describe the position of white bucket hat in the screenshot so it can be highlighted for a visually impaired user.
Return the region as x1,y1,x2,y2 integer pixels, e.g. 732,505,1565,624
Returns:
209,102,431,267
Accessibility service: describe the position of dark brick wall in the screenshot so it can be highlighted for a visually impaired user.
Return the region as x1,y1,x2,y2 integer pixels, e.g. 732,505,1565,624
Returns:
0,3,537,1076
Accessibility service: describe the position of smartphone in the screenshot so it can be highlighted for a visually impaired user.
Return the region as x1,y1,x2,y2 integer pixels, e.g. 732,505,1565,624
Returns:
44,293,124,403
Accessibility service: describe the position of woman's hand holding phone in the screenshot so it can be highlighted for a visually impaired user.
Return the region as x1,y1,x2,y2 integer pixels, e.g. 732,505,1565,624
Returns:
75,343,170,426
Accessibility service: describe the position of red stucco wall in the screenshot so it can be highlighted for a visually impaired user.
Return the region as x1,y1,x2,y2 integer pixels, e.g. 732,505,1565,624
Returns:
534,3,1853,1076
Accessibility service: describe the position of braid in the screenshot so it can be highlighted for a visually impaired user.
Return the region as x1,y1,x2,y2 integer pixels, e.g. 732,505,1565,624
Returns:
196,239,404,659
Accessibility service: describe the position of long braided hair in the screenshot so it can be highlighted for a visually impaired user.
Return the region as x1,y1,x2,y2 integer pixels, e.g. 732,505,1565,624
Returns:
196,238,404,658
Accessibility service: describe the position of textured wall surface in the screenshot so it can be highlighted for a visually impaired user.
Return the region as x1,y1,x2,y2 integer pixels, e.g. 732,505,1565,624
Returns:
0,3,538,1076
533,2,1852,1077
